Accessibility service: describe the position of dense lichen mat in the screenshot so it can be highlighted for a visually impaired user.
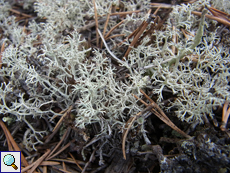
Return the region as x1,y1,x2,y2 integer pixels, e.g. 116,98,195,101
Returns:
0,0,229,172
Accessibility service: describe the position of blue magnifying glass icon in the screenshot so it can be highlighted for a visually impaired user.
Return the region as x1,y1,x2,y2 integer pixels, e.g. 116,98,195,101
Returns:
3,154,18,170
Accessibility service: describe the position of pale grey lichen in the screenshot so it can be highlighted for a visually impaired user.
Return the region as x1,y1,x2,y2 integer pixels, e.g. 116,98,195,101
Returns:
0,0,229,151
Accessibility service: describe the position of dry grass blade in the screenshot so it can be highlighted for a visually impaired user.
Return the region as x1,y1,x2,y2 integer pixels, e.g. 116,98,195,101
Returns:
93,0,99,47
0,120,29,167
68,152,83,171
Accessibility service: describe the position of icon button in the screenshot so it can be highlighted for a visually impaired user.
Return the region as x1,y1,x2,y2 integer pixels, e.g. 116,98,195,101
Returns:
3,154,18,170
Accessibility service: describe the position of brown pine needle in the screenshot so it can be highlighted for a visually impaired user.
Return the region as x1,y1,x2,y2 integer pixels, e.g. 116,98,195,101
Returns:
0,42,5,69
181,28,190,40
124,21,149,58
68,152,83,171
104,20,124,39
22,149,51,173
46,139,75,160
43,165,47,173
122,103,156,159
139,89,191,138
110,10,141,16
220,101,230,131
52,105,73,132
0,120,29,167
150,3,172,8
101,6,112,48
93,0,99,47
46,127,71,160
105,34,125,40
9,8,33,18
207,7,230,22
192,11,230,26
118,24,143,47
62,162,67,171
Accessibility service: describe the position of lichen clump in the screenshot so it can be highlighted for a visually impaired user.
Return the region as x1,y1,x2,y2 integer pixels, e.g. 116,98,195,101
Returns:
0,0,229,151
